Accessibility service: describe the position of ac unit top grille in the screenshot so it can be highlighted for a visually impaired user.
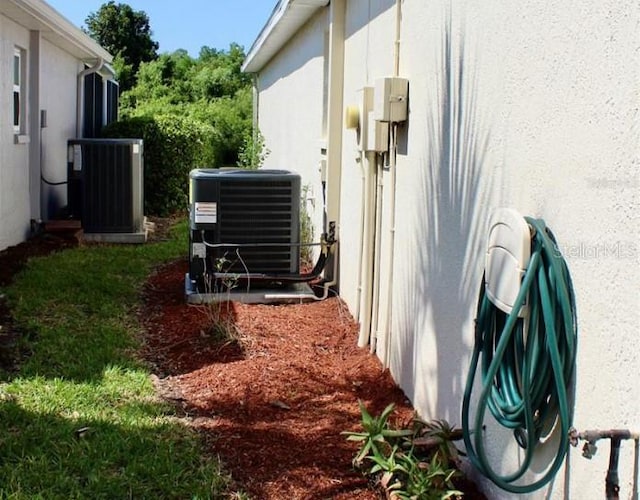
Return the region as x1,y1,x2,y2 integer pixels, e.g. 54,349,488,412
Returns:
189,169,301,277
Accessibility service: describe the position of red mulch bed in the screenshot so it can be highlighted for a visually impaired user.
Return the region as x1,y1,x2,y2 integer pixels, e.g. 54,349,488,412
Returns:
140,258,414,499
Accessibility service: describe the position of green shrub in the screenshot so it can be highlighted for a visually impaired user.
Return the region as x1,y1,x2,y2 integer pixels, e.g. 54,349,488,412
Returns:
102,115,215,216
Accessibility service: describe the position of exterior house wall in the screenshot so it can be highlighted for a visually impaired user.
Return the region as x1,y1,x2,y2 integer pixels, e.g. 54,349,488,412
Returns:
0,0,115,252
0,14,32,249
257,9,329,249
339,0,396,321
248,0,638,497
391,2,639,497
40,40,82,218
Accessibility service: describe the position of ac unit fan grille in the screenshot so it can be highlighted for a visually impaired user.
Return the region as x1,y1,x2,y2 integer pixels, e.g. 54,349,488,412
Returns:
217,180,298,274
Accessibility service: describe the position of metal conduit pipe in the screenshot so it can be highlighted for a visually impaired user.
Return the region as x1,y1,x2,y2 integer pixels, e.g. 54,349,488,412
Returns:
569,428,640,500
76,58,104,138
358,151,377,347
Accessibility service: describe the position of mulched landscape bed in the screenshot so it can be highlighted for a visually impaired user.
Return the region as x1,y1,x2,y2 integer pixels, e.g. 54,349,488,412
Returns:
140,258,414,499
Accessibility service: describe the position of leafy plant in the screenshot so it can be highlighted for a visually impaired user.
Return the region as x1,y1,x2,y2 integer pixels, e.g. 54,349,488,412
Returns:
343,402,412,468
196,256,241,343
299,184,315,268
237,127,270,170
344,401,467,499
389,452,462,500
409,418,464,469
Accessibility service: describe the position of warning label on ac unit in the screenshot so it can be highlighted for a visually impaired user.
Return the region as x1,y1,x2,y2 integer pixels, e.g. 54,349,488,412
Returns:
194,202,217,223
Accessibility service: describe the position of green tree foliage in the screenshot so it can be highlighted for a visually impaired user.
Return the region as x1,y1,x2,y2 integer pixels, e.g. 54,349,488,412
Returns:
102,115,214,216
94,3,267,215
119,43,254,167
85,1,159,90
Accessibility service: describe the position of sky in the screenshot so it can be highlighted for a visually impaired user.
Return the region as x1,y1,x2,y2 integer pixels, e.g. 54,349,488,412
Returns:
46,0,277,56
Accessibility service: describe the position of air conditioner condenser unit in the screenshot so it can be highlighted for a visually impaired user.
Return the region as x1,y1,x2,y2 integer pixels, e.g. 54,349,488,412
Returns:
187,168,302,293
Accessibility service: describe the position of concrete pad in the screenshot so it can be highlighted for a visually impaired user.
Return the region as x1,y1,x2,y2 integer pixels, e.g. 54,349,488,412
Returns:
185,273,318,304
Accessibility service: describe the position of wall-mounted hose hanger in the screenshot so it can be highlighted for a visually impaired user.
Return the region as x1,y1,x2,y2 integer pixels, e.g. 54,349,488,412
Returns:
462,208,578,494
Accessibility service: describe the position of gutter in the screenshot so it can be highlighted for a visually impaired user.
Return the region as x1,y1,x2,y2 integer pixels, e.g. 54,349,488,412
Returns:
4,0,112,61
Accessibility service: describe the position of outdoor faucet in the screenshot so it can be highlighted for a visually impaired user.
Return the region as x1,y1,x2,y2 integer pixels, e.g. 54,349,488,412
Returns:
569,427,640,500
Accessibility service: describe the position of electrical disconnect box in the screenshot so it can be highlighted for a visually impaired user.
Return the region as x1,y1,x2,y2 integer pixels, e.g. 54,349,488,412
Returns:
373,76,409,123
355,86,374,151
367,110,390,152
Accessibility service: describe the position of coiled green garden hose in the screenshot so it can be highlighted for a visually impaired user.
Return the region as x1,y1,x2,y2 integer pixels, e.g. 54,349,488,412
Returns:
462,217,578,494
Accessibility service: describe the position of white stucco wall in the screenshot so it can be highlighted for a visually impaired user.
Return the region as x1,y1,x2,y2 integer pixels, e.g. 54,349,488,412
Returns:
257,9,329,250
339,0,396,326
383,1,639,498
40,39,82,219
253,0,638,497
0,14,32,250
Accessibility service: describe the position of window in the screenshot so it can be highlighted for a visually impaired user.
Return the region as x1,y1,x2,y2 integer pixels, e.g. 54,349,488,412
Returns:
13,49,21,133
12,47,26,136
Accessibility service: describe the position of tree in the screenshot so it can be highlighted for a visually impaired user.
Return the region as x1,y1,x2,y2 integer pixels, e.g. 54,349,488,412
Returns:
116,44,254,167
85,1,159,90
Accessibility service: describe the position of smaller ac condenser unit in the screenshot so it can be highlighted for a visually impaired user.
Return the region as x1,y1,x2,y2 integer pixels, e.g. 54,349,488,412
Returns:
67,139,144,234
188,168,301,291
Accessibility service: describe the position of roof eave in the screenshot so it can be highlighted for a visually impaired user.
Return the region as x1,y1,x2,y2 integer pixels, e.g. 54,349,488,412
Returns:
2,0,113,64
242,0,329,74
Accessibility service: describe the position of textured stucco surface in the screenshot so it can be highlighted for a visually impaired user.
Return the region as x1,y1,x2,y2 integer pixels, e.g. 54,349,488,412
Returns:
0,14,32,250
254,0,639,496
257,9,329,251
1,5,111,251
39,39,81,219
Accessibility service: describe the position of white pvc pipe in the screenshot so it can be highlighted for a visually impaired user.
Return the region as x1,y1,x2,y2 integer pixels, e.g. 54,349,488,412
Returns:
383,124,399,367
381,0,403,366
354,152,367,321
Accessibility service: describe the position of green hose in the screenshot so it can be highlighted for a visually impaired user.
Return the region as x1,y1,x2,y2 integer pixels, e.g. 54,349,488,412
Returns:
462,217,578,494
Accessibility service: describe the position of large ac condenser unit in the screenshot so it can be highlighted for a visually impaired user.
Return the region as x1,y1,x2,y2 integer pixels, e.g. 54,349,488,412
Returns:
67,138,144,235
188,168,301,291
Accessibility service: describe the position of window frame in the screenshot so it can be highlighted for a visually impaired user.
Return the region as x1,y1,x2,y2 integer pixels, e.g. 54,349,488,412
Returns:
12,46,28,140
13,48,22,134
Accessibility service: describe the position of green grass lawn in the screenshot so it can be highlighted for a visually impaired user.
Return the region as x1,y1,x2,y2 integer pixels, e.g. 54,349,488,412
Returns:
0,221,243,499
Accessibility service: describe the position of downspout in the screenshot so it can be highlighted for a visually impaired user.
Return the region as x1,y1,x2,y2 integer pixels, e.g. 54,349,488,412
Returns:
28,30,42,222
382,0,403,366
76,58,104,138
251,73,259,144
321,0,346,295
